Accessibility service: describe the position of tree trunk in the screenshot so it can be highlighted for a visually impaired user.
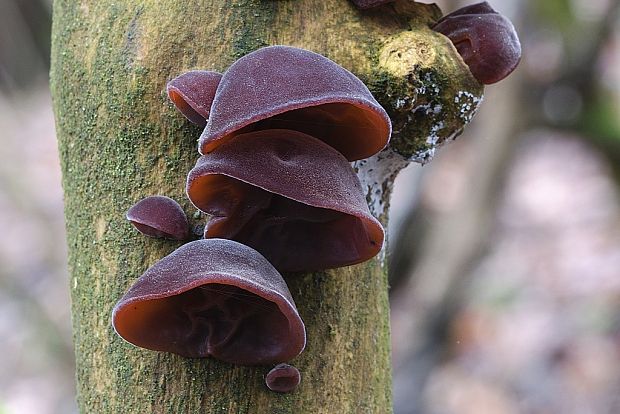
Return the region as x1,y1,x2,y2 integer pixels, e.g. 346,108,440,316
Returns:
50,0,481,412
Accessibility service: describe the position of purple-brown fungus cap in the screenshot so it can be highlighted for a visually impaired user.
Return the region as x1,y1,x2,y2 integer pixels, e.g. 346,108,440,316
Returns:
433,2,521,85
198,45,391,161
112,239,306,365
126,195,190,241
187,129,385,272
167,70,222,127
265,363,301,393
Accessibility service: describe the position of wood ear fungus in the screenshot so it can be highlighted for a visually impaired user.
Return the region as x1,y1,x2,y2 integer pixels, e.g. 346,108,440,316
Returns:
126,195,190,241
265,364,301,393
112,239,306,365
432,1,521,85
186,129,384,272
198,45,391,161
167,70,223,127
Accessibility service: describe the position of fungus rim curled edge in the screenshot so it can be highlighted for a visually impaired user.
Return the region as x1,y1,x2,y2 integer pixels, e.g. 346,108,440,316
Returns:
198,45,391,161
112,238,306,366
432,1,521,85
186,129,385,272
167,70,223,127
126,195,190,241
265,363,301,393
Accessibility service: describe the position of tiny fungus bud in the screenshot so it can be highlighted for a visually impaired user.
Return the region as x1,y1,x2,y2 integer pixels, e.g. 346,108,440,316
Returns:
167,70,223,127
265,363,301,393
197,45,391,161
186,129,384,272
432,1,521,84
112,239,306,365
350,0,393,9
126,195,190,241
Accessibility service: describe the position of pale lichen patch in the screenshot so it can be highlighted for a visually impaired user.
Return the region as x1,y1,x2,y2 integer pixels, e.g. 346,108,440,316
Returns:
368,23,483,167
355,148,400,266
378,31,437,78
354,147,408,220
455,90,484,124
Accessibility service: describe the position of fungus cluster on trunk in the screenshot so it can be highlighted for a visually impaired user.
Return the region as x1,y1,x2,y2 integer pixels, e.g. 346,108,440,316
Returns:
113,239,305,365
112,45,391,393
112,3,521,393
431,2,521,85
350,1,521,85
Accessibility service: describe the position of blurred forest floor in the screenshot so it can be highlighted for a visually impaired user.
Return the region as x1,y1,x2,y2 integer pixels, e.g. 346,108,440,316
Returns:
1,0,620,413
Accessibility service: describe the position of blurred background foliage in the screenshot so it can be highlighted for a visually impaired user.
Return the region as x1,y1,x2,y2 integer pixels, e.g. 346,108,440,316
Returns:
0,0,51,93
0,0,619,413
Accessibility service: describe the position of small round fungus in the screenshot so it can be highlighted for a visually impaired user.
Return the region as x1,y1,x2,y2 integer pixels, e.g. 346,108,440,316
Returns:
432,1,521,85
198,45,391,161
126,195,190,241
265,363,301,393
186,129,385,272
167,70,223,127
112,239,306,365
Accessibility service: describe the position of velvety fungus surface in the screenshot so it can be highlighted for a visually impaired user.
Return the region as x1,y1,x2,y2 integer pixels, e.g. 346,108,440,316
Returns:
187,129,385,272
265,363,301,393
126,195,190,241
112,239,306,365
167,70,223,127
198,45,391,161
433,1,521,84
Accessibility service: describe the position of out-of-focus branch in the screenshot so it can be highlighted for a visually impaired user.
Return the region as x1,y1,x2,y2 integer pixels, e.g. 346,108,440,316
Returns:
0,0,51,93
389,2,620,413
390,67,524,414
525,1,620,165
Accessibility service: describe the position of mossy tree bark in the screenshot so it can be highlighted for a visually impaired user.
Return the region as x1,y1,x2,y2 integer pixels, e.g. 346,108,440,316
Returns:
50,1,482,413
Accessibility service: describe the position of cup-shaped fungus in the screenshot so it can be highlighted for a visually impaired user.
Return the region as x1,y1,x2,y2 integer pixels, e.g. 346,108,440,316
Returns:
166,70,222,127
126,195,190,241
186,129,384,272
265,363,301,393
432,2,521,85
197,45,391,161
112,239,306,365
